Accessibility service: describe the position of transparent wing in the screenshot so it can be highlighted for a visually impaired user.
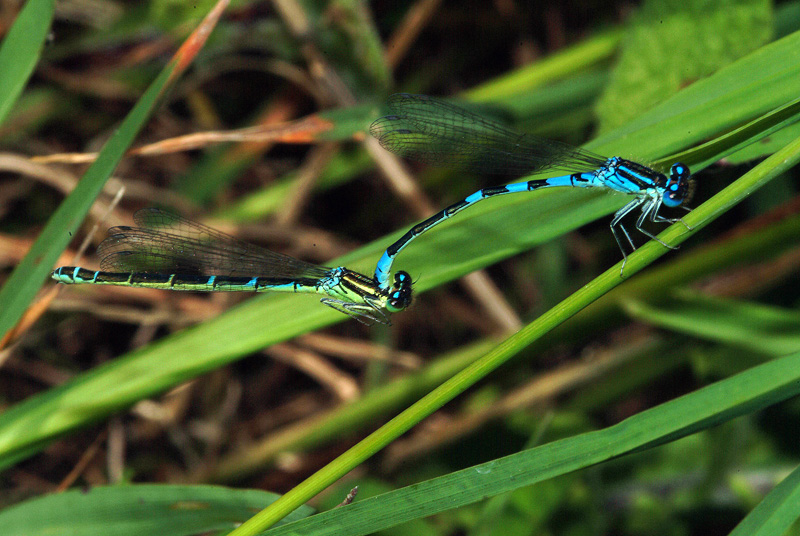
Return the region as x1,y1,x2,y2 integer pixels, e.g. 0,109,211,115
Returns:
97,208,331,279
370,93,607,175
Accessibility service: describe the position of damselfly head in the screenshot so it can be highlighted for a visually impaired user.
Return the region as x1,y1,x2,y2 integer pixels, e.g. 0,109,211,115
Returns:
661,162,693,207
385,270,413,313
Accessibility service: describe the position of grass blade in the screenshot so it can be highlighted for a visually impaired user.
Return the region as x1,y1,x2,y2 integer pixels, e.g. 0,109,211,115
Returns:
0,484,313,535
0,0,55,125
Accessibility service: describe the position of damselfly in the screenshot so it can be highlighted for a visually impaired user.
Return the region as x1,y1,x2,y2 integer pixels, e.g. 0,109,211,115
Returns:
52,208,413,324
370,93,695,289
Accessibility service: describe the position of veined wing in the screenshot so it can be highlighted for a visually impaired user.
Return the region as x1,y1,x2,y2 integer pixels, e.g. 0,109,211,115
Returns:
370,93,607,176
97,208,331,280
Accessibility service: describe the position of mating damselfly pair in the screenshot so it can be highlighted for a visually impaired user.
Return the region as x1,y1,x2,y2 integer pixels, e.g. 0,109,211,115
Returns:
53,94,694,323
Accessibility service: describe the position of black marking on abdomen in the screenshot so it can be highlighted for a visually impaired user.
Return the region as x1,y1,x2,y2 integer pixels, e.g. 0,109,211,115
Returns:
482,186,510,197
407,208,452,238
71,267,98,282
95,272,134,284
444,199,470,216
386,229,415,257
527,179,549,190
254,276,318,290
128,273,174,285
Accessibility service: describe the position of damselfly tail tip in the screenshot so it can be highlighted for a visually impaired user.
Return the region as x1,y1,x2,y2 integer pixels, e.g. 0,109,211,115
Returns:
51,266,70,282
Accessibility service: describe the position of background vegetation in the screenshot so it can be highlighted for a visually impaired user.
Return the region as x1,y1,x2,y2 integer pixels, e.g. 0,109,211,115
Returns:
1,0,800,534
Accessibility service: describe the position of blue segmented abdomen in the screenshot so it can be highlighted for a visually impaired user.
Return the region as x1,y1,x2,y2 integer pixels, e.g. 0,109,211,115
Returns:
373,169,603,288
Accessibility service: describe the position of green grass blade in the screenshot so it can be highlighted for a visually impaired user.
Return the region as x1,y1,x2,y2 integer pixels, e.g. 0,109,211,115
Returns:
624,292,800,356
0,484,313,535
596,0,772,131
664,95,800,169
0,0,55,125
729,463,800,536
257,348,800,536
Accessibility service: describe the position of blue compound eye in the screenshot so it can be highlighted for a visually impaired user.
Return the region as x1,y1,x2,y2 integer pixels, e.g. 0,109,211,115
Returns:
386,290,411,312
394,271,412,290
670,162,690,181
662,162,692,207
662,184,683,207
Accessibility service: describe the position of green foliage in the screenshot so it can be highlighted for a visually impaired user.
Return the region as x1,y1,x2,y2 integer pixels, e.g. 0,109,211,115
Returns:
0,484,313,535
596,0,773,131
149,0,220,31
0,0,54,126
625,292,800,356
